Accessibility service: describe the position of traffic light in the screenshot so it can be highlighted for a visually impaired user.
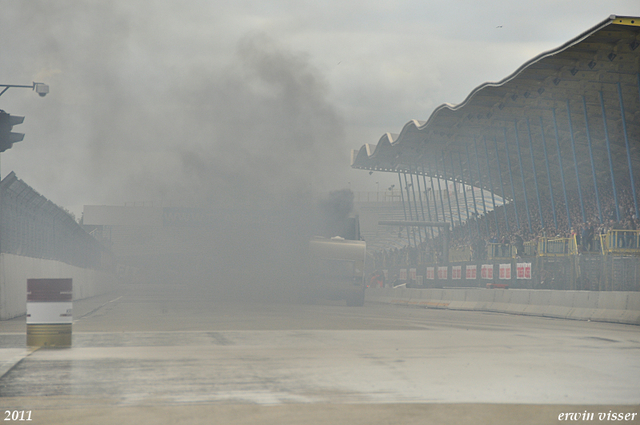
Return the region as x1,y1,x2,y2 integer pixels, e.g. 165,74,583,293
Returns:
0,110,25,153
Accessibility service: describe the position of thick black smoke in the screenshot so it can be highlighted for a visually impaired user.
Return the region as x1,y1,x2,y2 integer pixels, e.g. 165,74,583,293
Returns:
164,34,347,205
316,189,355,238
0,2,354,302
133,36,353,301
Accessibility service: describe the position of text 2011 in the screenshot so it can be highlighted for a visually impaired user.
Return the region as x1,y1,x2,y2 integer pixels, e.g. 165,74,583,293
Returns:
4,411,32,421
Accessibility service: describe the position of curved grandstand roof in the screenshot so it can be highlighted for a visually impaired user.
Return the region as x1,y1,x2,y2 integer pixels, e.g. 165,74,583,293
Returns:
351,15,640,210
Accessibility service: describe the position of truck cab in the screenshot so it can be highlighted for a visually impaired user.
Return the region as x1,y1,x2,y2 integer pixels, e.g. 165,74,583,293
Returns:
308,236,366,306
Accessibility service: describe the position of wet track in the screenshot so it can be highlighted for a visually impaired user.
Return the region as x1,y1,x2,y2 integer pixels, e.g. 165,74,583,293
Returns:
1,284,639,424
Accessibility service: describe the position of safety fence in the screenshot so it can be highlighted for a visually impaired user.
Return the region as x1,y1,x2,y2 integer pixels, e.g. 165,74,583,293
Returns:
444,233,639,261
538,236,579,256
600,230,640,255
0,172,113,271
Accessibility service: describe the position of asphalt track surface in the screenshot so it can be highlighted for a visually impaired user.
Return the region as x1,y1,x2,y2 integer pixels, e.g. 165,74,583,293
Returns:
1,284,639,425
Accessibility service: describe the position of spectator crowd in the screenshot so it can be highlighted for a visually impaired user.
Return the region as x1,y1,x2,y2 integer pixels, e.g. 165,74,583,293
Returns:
373,178,639,268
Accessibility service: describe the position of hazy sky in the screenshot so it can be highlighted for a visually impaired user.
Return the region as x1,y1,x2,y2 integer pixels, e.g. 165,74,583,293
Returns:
1,1,639,216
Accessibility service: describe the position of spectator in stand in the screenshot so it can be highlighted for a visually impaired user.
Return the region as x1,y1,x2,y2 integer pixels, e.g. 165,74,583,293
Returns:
514,233,524,257
626,220,637,248
500,235,510,257
582,223,594,252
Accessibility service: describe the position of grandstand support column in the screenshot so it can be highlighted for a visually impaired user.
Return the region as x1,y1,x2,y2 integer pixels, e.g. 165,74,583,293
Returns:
552,108,573,229
617,82,639,220
427,163,440,224
482,136,500,236
457,152,472,224
402,172,413,225
582,96,603,224
472,136,489,225
414,168,428,243
492,137,509,233
420,165,436,239
398,171,411,247
408,165,421,240
449,153,463,228
598,91,620,222
503,128,520,230
403,170,422,247
464,144,481,233
413,164,429,239
407,169,423,246
440,152,456,232
513,121,533,233
539,117,559,230
432,156,449,232
566,100,587,223
403,171,419,247
526,118,544,230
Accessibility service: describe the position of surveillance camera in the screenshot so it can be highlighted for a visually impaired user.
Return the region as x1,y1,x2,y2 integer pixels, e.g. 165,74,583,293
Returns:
34,83,49,97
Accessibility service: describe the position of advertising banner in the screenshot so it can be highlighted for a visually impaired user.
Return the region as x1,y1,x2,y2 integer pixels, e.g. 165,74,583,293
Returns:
426,267,435,280
517,263,532,279
481,264,494,279
438,266,448,280
499,264,511,280
452,265,462,280
466,265,477,279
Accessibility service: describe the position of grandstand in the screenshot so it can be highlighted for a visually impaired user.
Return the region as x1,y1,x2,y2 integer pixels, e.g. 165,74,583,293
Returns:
351,16,640,291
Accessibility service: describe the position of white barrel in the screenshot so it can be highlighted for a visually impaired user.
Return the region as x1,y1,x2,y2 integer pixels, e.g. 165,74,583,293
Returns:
26,278,72,347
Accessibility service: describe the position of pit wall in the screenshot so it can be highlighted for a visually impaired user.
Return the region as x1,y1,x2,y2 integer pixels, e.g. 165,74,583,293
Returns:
365,287,640,326
0,253,116,320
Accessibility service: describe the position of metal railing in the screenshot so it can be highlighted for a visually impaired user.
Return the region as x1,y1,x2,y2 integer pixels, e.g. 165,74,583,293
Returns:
486,243,515,259
449,245,472,262
600,230,640,256
537,236,578,257
524,240,537,256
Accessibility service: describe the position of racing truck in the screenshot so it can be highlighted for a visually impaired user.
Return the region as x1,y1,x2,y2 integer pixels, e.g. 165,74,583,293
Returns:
307,216,366,306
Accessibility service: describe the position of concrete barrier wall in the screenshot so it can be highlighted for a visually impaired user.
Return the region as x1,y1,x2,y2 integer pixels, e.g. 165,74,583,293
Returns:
0,253,116,320
366,287,640,325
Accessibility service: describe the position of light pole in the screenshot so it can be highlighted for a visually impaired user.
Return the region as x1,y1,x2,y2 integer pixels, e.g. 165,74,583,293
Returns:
0,82,49,178
376,181,379,202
